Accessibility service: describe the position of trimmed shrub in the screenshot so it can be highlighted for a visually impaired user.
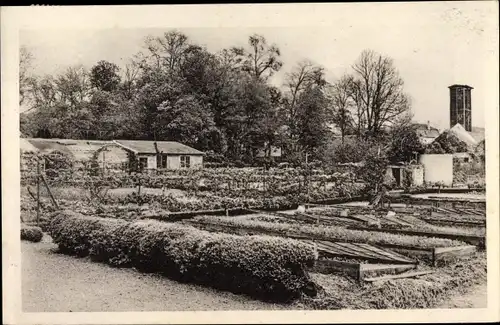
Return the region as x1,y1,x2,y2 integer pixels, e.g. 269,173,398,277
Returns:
47,211,318,301
21,224,43,242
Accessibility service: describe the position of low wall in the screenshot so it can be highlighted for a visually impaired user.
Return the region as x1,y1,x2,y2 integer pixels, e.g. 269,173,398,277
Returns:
419,154,454,186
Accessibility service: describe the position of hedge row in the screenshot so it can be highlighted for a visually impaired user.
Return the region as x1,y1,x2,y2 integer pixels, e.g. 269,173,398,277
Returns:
47,211,319,302
21,224,43,242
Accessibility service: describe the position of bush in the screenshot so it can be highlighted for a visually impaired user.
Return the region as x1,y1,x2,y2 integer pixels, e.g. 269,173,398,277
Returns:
21,224,43,242
47,211,318,301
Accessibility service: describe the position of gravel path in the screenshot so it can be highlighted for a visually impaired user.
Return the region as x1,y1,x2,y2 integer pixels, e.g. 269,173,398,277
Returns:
437,283,488,308
22,237,288,312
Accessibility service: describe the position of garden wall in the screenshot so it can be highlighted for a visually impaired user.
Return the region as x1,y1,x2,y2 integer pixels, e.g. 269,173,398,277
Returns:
419,154,453,186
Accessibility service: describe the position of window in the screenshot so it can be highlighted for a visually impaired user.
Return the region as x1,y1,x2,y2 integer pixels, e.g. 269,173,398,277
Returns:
180,155,191,168
139,157,148,170
157,155,168,169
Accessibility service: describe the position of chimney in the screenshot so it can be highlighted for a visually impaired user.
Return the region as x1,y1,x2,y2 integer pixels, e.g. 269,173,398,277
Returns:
427,120,430,130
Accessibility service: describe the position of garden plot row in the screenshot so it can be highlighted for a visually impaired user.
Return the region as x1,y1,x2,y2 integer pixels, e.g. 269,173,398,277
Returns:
308,203,486,220
296,208,486,243
391,195,486,210
187,215,478,266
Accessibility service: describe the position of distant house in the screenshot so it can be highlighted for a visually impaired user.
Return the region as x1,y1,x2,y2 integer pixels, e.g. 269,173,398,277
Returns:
113,140,204,170
413,121,440,145
256,145,282,159
24,138,118,169
20,138,204,171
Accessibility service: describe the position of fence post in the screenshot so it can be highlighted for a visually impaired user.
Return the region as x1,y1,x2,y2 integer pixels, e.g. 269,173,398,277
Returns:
40,173,60,210
36,159,41,227
102,150,106,176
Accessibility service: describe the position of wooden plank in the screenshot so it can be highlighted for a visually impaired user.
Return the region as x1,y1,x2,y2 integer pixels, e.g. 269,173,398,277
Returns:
356,243,416,264
310,259,361,278
299,212,358,226
382,214,413,227
315,241,346,253
244,208,288,219
359,263,417,280
433,245,477,265
363,270,435,282
305,211,362,225
345,214,374,224
315,243,408,265
420,217,485,227
464,209,484,216
282,213,312,223
427,196,485,203
334,242,383,260
438,207,459,215
317,241,364,256
352,243,406,262
434,245,477,254
299,212,325,223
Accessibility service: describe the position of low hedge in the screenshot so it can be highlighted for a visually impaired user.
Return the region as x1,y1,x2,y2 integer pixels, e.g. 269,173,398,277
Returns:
21,224,43,242
48,210,319,302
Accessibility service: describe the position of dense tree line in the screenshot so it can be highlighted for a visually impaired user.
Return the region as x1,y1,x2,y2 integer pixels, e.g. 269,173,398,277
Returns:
20,31,418,166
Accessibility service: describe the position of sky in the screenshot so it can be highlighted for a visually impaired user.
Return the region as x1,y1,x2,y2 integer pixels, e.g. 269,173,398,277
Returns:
18,2,498,130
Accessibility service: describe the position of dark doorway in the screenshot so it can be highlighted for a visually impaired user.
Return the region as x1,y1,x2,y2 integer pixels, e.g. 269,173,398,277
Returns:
392,168,402,187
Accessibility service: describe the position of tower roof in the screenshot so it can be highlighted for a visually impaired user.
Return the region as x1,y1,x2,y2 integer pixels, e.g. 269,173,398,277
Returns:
449,84,474,89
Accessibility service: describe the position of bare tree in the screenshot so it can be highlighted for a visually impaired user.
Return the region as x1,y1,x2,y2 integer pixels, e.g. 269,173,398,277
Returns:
121,60,140,100
282,60,326,153
349,50,410,138
55,65,91,108
233,34,283,80
137,31,199,75
328,74,355,143
19,46,34,106
29,75,58,109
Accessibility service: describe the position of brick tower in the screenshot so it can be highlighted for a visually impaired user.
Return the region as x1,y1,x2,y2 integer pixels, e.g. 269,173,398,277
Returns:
449,84,473,131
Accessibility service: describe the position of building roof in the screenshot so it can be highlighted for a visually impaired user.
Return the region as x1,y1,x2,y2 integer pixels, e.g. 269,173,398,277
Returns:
413,122,440,138
25,138,76,158
54,139,114,160
448,123,477,147
448,84,474,89
26,138,113,161
113,140,204,155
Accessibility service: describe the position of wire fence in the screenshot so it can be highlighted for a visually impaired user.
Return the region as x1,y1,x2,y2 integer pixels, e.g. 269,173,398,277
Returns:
20,152,364,226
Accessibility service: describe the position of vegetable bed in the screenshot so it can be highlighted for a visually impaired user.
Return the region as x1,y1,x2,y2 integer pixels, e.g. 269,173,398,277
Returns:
191,216,467,249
